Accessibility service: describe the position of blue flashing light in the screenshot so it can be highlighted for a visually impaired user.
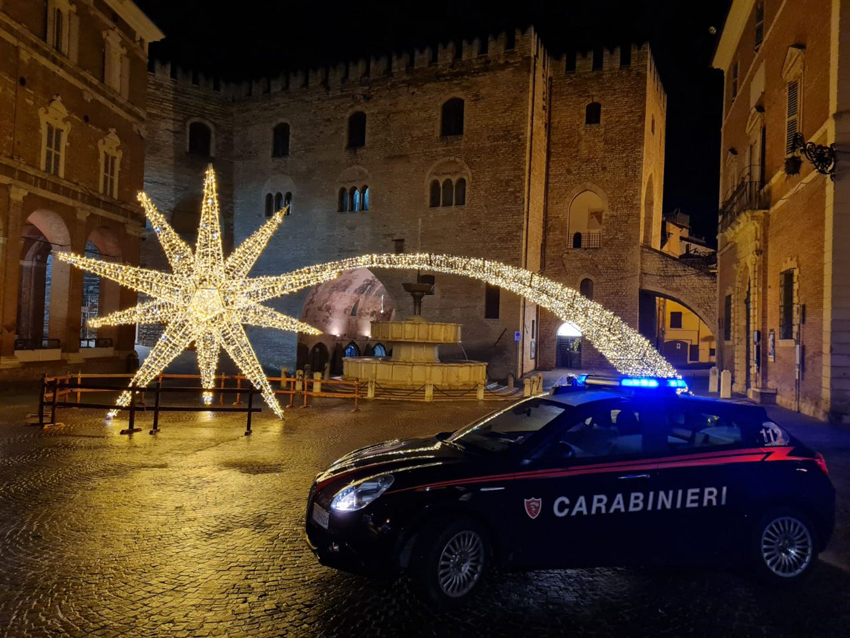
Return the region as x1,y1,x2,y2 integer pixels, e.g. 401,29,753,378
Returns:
576,374,588,386
666,379,688,389
620,378,659,388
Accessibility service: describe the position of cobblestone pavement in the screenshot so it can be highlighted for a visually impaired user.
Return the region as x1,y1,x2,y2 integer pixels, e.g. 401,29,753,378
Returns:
0,387,848,638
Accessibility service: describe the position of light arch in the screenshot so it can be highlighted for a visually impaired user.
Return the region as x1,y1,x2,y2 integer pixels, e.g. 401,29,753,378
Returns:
258,254,677,378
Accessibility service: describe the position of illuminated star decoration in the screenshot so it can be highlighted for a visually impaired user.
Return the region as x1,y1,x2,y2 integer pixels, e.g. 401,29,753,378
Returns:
56,166,323,419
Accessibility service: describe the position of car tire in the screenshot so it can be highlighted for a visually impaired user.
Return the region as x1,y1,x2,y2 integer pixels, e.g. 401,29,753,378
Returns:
752,507,818,585
410,517,489,608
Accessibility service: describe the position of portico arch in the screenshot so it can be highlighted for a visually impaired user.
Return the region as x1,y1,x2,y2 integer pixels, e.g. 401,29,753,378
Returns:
17,209,71,345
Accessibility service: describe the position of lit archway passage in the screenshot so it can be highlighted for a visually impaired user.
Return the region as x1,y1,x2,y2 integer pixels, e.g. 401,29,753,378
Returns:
245,254,678,379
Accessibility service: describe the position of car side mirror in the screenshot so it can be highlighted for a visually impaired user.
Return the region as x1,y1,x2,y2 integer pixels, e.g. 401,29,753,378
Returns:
556,441,575,459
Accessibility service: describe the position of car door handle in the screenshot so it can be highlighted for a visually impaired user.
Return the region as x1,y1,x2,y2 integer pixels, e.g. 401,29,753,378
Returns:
617,473,651,480
479,486,505,492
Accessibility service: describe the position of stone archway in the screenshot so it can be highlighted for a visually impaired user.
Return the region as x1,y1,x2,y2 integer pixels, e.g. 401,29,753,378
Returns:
17,210,71,346
264,254,678,378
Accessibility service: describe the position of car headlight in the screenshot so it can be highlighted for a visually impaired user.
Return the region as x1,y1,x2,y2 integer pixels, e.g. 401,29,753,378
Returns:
331,475,394,512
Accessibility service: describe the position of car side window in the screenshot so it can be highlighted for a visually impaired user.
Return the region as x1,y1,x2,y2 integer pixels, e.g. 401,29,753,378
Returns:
555,402,652,459
666,409,743,451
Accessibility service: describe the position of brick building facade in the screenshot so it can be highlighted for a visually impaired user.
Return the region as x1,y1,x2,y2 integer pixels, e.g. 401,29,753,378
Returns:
0,0,162,378
143,27,715,381
714,0,850,420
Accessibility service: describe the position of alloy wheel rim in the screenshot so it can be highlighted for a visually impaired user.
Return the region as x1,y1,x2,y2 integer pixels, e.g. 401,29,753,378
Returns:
761,516,813,578
437,530,484,597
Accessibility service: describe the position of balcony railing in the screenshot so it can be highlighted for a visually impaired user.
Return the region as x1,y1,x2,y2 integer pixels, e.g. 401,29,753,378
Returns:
719,167,770,232
571,231,601,249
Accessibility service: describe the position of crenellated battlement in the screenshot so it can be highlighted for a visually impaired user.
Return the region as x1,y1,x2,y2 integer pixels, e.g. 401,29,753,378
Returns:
148,26,538,100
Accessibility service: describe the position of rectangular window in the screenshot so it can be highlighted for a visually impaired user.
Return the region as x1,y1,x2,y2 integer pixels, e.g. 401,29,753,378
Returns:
689,344,700,361
723,295,732,341
754,2,765,50
44,123,62,175
485,284,500,319
779,269,795,340
669,311,683,329
53,8,64,52
666,410,743,451
786,80,800,154
102,152,117,198
731,60,739,99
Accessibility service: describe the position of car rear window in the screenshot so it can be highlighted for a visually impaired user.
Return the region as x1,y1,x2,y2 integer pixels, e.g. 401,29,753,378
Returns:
666,409,743,450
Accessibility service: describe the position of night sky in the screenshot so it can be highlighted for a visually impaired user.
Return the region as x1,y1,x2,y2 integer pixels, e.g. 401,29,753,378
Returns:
135,0,731,244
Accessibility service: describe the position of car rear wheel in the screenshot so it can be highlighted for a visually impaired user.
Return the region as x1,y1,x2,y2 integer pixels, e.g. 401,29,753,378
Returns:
411,517,488,608
754,509,817,583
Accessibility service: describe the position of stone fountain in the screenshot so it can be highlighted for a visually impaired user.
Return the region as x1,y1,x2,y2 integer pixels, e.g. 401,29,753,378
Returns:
342,279,487,388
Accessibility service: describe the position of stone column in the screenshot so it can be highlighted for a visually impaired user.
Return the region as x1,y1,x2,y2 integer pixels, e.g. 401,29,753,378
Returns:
0,186,26,367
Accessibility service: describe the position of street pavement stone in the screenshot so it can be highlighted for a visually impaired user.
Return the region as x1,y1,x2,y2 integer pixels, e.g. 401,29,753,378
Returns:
0,388,848,637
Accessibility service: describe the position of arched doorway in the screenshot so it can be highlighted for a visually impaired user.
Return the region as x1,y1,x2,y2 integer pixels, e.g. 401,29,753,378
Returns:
555,322,583,368
309,342,329,373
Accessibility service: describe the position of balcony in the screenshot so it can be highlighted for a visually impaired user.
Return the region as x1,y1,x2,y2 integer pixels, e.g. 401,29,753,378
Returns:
719,167,770,232
571,231,601,249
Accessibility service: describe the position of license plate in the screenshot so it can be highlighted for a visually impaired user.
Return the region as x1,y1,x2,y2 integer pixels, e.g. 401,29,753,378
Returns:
311,503,330,529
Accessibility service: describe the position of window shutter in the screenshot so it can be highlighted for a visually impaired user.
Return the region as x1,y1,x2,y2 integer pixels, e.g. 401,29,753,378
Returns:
785,80,799,154
120,55,130,99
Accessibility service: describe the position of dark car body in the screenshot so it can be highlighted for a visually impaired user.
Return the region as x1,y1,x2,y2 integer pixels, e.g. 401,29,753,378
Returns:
305,386,835,576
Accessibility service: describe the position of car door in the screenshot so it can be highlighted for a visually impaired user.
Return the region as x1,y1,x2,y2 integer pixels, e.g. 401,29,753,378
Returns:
503,398,668,569
649,401,759,565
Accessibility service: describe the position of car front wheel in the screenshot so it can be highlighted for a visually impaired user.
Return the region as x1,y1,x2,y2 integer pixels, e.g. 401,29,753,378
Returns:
754,509,817,583
411,517,488,608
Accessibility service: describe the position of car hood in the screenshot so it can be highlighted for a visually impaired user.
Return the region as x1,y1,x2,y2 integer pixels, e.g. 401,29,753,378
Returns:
315,436,466,490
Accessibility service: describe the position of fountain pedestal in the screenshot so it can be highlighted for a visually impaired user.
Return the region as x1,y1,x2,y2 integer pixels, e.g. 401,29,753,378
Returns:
343,281,487,389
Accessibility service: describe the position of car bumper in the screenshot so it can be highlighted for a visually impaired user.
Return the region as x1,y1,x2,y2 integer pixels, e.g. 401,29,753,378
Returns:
304,511,403,577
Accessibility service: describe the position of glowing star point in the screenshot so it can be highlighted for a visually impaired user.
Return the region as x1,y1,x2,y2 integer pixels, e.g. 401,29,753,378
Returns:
56,166,311,420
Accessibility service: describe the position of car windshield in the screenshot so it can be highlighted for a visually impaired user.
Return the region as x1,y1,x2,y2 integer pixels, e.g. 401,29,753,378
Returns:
449,399,570,454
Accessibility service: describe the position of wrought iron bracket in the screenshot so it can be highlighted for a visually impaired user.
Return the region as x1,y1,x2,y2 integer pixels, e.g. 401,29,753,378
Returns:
790,132,836,180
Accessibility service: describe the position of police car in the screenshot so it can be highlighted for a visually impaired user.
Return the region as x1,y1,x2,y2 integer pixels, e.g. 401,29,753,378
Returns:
304,375,835,607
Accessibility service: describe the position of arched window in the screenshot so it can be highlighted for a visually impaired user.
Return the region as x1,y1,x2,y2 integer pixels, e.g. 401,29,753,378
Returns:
361,186,369,211
344,342,360,358
284,192,292,214
429,180,441,207
265,193,274,217
350,186,359,211
347,111,366,148
454,178,466,206
569,190,604,249
441,98,465,136
274,192,283,211
580,278,594,299
338,188,349,212
585,102,601,126
373,343,387,357
441,179,453,207
188,121,212,156
272,123,290,157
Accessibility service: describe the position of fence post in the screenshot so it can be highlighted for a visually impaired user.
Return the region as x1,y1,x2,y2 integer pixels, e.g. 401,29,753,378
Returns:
233,376,243,406
49,377,59,425
287,376,296,408
313,372,322,395
352,381,360,412
76,371,82,405
219,374,226,406
150,380,161,434
38,374,46,427
245,390,254,436
120,390,142,435
301,377,309,408
367,379,375,399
